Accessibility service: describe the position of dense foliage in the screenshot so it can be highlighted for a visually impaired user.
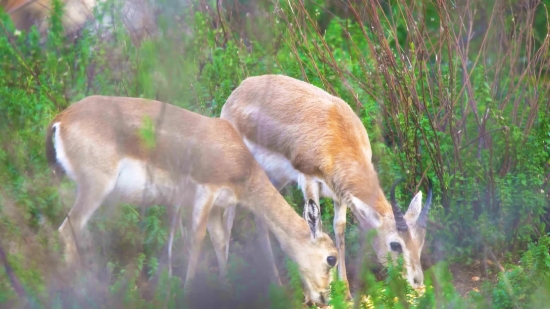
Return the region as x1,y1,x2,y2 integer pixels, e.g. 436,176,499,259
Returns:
0,0,549,308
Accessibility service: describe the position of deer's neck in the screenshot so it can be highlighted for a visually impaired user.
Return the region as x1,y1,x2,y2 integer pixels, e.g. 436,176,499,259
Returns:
329,161,383,211
239,166,309,258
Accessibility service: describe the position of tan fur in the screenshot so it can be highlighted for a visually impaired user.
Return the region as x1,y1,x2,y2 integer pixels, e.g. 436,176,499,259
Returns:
220,75,380,206
221,74,431,296
46,95,338,305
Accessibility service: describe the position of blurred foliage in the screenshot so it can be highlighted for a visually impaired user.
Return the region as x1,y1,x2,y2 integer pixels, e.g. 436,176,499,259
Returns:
1,0,550,308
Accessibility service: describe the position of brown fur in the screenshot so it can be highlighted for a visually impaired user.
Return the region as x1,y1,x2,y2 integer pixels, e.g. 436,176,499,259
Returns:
50,96,252,185
221,75,382,210
47,95,338,305
221,74,431,296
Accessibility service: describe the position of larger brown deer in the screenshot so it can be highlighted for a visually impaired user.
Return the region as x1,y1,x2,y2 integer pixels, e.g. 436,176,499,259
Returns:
45,95,338,305
221,74,433,299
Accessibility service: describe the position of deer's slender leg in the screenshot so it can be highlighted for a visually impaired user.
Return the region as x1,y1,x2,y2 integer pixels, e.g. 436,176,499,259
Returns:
334,200,352,300
207,205,235,280
184,186,217,284
167,204,183,277
222,205,236,260
58,176,115,267
299,176,321,220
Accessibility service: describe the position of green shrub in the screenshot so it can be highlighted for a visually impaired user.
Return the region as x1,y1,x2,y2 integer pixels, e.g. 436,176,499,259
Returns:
492,235,550,308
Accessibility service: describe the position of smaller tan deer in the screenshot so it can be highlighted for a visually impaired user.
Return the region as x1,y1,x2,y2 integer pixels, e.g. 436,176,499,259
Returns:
221,74,433,299
45,95,338,305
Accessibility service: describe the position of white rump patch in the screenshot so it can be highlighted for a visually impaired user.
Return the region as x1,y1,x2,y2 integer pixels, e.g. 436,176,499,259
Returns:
52,122,78,181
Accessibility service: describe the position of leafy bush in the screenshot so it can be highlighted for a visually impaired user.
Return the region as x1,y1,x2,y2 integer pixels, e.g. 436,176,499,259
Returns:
491,235,550,308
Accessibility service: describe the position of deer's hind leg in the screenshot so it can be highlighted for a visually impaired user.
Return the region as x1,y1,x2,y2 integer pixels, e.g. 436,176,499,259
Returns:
298,175,321,218
58,174,117,268
167,203,185,277
207,204,235,281
184,185,217,285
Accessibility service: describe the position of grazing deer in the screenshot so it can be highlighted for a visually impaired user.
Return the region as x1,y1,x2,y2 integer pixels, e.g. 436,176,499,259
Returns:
45,95,338,305
221,74,433,298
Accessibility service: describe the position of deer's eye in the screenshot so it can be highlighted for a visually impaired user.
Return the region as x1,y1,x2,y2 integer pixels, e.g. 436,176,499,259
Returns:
327,256,337,267
390,242,403,253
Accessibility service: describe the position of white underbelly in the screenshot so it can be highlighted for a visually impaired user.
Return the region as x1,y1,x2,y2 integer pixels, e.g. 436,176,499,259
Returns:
113,158,238,209
243,138,337,200
113,158,171,204
243,138,300,185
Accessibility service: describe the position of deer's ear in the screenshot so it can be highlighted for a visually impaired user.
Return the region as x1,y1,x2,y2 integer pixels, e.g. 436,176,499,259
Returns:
404,191,423,223
304,199,322,240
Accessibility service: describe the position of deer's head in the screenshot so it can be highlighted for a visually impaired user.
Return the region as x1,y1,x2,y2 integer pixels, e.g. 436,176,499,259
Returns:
353,178,433,288
288,199,338,305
